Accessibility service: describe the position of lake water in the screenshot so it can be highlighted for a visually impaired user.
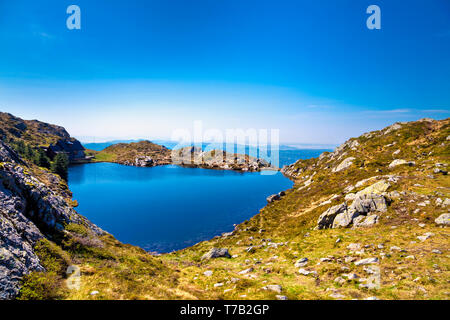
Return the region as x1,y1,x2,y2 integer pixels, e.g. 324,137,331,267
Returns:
69,163,293,253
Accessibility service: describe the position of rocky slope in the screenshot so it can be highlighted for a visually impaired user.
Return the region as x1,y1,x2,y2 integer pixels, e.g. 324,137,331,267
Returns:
1,115,449,300
0,141,103,299
0,112,87,162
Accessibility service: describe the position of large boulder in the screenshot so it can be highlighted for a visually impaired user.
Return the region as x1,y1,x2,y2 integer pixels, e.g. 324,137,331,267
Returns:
356,180,390,196
353,214,379,228
318,193,387,229
351,193,388,214
201,248,231,260
332,157,356,172
317,203,348,229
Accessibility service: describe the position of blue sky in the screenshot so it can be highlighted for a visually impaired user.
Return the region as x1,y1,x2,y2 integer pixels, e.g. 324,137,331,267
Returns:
0,0,449,144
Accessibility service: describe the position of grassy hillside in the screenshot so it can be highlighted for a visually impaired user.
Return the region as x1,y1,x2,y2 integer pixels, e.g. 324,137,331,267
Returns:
13,118,450,300
0,112,71,147
90,140,172,166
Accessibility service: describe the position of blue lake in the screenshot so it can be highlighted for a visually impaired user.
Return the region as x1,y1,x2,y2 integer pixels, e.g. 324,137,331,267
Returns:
69,163,293,253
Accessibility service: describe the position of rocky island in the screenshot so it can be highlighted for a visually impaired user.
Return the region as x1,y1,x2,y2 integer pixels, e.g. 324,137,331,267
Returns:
0,113,449,300
90,140,275,172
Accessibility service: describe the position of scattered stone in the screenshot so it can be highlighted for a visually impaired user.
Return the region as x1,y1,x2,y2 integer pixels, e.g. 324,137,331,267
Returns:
417,232,434,242
347,243,361,251
363,266,378,274
329,292,346,299
89,291,99,296
435,213,450,226
262,285,282,293
238,267,254,275
364,296,380,300
298,268,317,276
432,249,442,254
334,276,346,285
276,295,288,300
346,273,359,280
355,257,379,266
433,168,448,175
214,283,224,287
294,258,308,267
203,270,213,277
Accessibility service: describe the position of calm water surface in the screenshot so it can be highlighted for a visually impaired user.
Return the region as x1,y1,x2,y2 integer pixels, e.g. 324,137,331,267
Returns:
69,163,293,253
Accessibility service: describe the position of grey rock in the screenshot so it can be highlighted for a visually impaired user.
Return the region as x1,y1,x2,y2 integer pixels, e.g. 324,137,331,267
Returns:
263,284,282,293
294,258,308,268
238,267,254,275
353,215,379,228
355,257,379,266
388,159,415,168
201,248,231,260
435,213,450,226
332,157,356,173
0,141,103,299
317,203,348,229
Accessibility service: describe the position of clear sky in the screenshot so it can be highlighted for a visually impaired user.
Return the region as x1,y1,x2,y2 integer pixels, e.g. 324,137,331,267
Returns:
0,0,449,144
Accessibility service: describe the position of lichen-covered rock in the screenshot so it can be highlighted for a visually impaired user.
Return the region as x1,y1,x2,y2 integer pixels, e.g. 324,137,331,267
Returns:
356,180,390,196
318,193,387,229
353,214,379,228
332,157,356,172
317,203,348,229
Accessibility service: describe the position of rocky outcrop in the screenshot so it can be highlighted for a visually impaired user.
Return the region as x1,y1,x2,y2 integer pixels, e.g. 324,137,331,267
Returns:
201,248,231,260
317,193,388,229
332,157,356,173
0,141,103,299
